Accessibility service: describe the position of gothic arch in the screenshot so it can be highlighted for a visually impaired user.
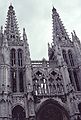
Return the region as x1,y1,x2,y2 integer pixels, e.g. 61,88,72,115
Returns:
12,105,26,120
19,69,24,92
17,48,24,92
32,69,46,77
49,70,57,77
48,70,64,94
49,69,61,77
62,49,68,64
11,69,17,92
68,49,74,66
73,70,80,91
0,99,6,103
17,48,23,66
36,99,70,120
33,70,48,95
10,48,16,66
12,103,24,110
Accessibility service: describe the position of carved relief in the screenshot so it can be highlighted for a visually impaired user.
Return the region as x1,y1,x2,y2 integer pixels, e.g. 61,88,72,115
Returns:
12,95,25,107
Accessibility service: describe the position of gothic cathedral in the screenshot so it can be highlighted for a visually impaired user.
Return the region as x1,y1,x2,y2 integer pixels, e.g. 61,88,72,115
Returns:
0,4,81,120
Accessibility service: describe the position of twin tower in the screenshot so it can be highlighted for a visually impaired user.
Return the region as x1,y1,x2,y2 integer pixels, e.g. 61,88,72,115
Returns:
0,4,81,120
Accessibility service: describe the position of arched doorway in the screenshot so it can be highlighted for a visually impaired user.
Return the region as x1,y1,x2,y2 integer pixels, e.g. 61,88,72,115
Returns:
36,100,69,120
12,105,26,120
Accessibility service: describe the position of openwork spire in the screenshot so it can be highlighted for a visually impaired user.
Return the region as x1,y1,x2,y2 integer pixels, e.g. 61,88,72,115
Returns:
5,4,20,41
52,7,70,41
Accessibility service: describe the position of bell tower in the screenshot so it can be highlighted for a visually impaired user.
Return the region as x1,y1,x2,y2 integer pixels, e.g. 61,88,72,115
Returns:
0,4,35,120
5,4,24,93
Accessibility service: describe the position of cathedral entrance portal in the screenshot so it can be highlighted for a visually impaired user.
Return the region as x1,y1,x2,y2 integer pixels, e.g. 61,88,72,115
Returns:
12,105,26,120
36,100,69,120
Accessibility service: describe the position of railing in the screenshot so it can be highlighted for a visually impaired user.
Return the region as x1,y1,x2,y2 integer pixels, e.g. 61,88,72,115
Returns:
31,60,49,68
33,84,65,97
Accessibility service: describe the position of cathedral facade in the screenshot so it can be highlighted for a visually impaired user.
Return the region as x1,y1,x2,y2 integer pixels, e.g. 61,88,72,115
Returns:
0,4,81,120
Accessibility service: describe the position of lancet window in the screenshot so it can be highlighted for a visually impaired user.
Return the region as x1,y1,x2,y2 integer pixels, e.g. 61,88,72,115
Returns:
33,78,39,95
48,77,56,94
73,70,80,91
68,69,80,91
10,48,24,93
18,49,23,66
33,71,48,95
68,69,73,84
10,49,16,66
50,51,54,60
11,69,17,92
48,71,64,95
40,78,47,94
62,49,68,64
19,69,24,92
68,50,74,66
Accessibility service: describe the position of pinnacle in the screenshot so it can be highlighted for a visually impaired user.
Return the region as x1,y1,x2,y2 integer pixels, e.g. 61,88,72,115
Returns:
9,4,13,10
52,7,56,12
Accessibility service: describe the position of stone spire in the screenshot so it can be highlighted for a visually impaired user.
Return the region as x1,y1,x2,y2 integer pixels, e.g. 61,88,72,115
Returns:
23,28,31,63
52,7,70,41
5,4,20,41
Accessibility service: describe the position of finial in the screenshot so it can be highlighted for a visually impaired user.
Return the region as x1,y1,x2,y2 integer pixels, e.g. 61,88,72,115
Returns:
23,28,27,41
52,6,56,12
23,28,25,34
10,2,12,6
10,0,12,6
73,30,77,37
9,0,13,10
71,32,73,36
71,32,74,40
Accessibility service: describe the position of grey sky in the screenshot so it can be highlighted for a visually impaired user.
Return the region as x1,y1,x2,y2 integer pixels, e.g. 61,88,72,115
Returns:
0,0,81,60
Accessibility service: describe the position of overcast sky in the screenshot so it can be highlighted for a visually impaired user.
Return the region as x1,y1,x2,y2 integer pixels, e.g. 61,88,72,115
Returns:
0,0,81,60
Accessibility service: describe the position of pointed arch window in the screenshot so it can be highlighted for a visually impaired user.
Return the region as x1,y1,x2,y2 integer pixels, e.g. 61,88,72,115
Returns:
18,49,23,66
48,77,56,94
10,49,16,66
11,69,17,92
68,69,73,84
33,78,39,95
62,49,68,64
49,51,54,60
40,78,47,94
68,50,74,66
73,70,80,91
33,71,48,95
19,69,24,92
